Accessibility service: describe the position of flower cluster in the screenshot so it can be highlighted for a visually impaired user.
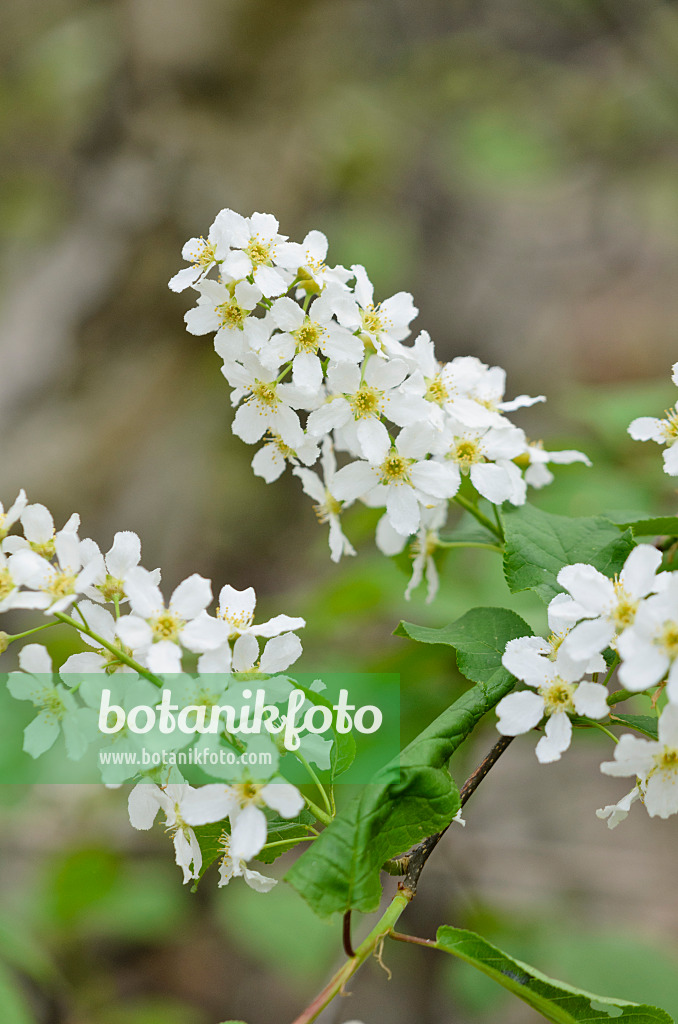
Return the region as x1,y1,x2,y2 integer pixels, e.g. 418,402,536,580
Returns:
172,209,589,599
497,543,678,823
0,492,309,888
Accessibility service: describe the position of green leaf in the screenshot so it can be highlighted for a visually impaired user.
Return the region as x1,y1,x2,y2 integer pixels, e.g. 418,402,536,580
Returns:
286,628,525,917
255,810,316,865
395,606,533,687
502,503,635,603
610,714,659,740
602,512,678,538
192,822,226,884
435,925,674,1023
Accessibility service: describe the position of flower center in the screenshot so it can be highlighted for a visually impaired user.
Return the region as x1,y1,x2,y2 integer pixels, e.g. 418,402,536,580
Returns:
250,381,278,407
188,237,216,268
215,299,248,330
47,571,77,599
350,385,381,419
379,452,412,486
447,437,483,469
98,574,125,603
425,377,449,404
246,237,273,267
0,567,14,602
314,493,342,523
611,582,639,629
218,605,254,631
540,677,575,715
657,621,678,659
38,688,66,721
293,320,322,354
661,408,678,442
655,747,678,773
100,642,133,674
31,539,56,559
361,306,383,334
152,611,184,643
234,782,263,806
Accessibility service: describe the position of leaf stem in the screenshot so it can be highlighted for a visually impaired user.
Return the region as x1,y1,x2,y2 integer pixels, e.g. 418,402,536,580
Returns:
302,794,332,826
5,622,56,643
453,495,504,541
435,540,503,553
295,751,332,817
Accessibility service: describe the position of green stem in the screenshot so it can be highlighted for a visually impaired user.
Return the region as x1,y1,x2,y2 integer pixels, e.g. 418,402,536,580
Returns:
593,721,619,744
53,611,164,687
453,494,504,541
290,891,411,1024
602,654,620,690
436,540,503,553
6,622,57,643
302,794,332,826
295,751,332,817
261,836,315,852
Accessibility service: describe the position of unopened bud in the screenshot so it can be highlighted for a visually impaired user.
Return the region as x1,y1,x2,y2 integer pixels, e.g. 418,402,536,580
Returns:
0,632,9,654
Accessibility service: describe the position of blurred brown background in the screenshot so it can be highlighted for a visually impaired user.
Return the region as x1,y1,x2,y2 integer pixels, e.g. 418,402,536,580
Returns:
3,2,678,1022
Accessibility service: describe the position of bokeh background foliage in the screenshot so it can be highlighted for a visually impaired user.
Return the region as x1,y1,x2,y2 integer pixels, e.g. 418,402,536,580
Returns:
2,1,678,1021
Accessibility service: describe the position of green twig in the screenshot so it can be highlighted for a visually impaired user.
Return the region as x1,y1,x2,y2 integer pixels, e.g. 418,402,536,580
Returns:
453,494,504,541
53,611,164,687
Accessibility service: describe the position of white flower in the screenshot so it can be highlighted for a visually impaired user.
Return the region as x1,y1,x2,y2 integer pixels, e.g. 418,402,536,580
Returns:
251,432,320,483
275,229,350,291
216,834,277,892
294,440,356,562
184,781,304,861
438,421,528,506
266,294,363,389
497,646,609,763
8,528,99,614
617,577,678,696
3,503,79,558
332,265,418,356
184,279,262,337
169,208,238,292
502,595,605,681
215,585,305,675
600,704,678,819
375,504,447,603
332,424,459,537
596,786,640,829
556,545,663,663
128,783,227,883
0,548,52,614
306,358,428,463
628,364,678,475
116,569,223,673
7,645,95,759
523,442,591,489
222,353,304,448
218,211,290,298
442,356,545,429
80,530,157,605
0,489,27,541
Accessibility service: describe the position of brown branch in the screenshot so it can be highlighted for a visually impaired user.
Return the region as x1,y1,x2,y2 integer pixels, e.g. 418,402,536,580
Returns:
343,910,355,958
397,734,513,897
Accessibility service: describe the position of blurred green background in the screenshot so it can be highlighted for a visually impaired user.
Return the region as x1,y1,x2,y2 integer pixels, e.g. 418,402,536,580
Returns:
2,1,678,1021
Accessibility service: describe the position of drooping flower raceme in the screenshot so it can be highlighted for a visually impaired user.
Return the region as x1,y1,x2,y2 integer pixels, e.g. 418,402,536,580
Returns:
171,208,590,599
